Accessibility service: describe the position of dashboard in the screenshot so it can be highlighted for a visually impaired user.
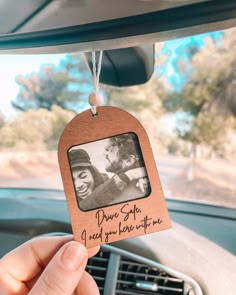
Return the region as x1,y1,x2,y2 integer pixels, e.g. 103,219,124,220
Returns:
0,189,235,295
0,0,236,294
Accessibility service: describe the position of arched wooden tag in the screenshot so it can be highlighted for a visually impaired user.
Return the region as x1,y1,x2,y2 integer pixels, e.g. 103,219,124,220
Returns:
58,106,171,247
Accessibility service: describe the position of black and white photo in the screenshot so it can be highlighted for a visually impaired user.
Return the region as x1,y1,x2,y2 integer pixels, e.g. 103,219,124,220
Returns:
68,132,151,211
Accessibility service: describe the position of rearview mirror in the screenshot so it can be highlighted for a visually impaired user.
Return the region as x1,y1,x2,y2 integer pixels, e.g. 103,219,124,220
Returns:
85,45,154,87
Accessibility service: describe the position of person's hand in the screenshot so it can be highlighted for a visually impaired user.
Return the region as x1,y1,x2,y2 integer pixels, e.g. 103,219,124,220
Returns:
136,177,149,193
0,235,100,295
124,167,149,193
125,167,147,181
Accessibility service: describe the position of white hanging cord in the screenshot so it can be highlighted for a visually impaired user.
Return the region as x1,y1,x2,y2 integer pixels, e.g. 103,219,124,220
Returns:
89,51,103,116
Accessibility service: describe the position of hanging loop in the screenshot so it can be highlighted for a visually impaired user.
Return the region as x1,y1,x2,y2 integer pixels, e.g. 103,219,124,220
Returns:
89,51,103,116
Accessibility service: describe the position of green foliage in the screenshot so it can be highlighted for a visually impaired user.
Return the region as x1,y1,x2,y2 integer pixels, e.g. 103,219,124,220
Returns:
161,28,236,152
157,132,189,156
49,106,75,148
0,106,75,149
104,76,168,153
106,76,166,118
167,140,181,155
12,54,92,113
0,112,5,128
188,33,236,117
179,111,233,149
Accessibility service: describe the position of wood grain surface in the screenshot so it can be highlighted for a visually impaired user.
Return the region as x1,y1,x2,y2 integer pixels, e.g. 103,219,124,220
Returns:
58,106,171,247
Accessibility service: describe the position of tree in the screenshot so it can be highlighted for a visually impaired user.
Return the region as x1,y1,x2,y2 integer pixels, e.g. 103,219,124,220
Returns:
0,111,5,128
187,29,236,117
162,28,236,155
106,76,165,115
105,76,167,153
0,106,74,149
12,54,93,113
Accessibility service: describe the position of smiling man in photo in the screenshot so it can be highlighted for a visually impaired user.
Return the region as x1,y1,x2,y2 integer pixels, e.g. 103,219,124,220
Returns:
78,133,150,211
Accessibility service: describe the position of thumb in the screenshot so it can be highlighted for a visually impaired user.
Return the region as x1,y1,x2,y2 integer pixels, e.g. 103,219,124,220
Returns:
29,241,88,295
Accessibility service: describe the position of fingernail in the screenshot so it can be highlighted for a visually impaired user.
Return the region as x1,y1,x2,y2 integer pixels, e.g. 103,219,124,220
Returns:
61,241,87,271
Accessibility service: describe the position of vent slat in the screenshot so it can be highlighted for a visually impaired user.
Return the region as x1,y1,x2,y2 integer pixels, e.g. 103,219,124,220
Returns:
121,260,154,267
88,256,109,262
158,286,183,292
86,265,107,271
116,292,181,295
117,280,133,285
118,270,182,282
116,290,142,295
93,275,106,281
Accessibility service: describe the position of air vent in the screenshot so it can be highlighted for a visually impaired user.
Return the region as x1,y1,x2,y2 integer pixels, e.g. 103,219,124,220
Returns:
116,257,184,295
85,250,110,294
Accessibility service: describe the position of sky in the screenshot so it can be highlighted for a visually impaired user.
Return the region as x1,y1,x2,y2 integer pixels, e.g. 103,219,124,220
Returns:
0,54,65,118
0,30,223,120
156,30,223,90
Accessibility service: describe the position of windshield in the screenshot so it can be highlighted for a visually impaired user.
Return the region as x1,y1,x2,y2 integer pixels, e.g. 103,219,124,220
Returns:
0,27,235,209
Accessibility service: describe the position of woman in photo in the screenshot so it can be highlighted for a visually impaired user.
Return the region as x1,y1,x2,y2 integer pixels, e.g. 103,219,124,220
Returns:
69,140,149,211
69,149,107,202
69,134,150,211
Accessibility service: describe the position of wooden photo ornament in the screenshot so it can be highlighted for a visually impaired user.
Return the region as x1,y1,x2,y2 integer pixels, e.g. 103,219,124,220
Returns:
58,106,171,247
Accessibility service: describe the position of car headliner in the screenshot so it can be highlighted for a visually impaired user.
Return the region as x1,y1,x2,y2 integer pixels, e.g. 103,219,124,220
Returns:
0,1,235,54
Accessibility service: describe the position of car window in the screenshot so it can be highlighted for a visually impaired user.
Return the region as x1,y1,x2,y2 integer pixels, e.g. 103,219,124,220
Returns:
0,26,235,209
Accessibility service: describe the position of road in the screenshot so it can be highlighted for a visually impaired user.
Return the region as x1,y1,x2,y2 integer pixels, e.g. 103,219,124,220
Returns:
156,155,189,198
0,151,235,208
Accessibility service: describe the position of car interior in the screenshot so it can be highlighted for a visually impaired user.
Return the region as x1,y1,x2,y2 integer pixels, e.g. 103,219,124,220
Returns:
0,1,236,295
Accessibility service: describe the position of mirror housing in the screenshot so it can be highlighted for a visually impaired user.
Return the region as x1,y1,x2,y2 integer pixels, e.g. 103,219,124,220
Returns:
85,45,154,87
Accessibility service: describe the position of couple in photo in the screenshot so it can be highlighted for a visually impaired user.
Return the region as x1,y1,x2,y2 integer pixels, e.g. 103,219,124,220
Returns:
69,133,150,211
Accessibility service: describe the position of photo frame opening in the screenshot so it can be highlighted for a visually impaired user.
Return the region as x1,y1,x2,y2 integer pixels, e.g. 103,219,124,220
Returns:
68,132,151,211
